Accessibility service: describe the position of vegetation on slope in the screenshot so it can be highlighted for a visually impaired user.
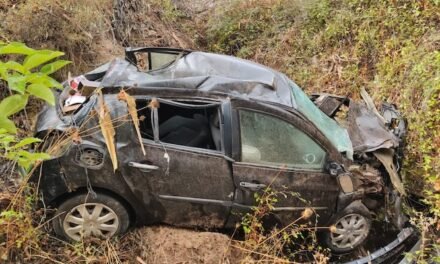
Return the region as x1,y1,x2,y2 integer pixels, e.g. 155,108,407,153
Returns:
205,0,440,211
0,0,114,75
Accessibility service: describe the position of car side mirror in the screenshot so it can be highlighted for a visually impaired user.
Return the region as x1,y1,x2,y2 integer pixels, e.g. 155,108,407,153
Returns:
326,161,343,177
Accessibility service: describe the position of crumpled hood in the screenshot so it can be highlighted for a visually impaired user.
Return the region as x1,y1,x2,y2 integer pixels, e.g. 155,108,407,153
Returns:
347,102,399,153
35,90,98,134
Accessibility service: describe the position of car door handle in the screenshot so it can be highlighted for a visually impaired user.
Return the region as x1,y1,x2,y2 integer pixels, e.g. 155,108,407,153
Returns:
128,162,159,172
239,182,267,191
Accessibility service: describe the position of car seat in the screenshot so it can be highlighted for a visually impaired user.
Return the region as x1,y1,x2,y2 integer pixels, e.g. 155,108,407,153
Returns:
159,114,210,148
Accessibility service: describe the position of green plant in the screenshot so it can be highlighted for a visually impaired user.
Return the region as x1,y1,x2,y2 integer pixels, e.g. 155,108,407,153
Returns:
151,0,183,23
405,212,440,264
0,42,70,171
237,185,329,263
0,42,70,261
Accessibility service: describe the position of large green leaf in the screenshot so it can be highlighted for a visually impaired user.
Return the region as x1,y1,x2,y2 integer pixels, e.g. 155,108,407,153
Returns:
0,42,36,55
40,60,71,75
23,50,64,71
14,150,51,170
26,73,63,89
0,62,7,80
7,74,27,94
18,151,51,161
27,83,55,105
12,137,42,149
0,94,28,117
4,61,27,74
0,134,15,146
0,116,17,133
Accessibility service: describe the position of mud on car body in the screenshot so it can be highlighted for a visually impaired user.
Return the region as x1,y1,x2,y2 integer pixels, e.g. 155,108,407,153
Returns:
33,47,417,260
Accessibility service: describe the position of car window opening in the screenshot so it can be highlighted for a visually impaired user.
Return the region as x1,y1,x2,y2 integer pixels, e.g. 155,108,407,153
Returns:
137,100,221,151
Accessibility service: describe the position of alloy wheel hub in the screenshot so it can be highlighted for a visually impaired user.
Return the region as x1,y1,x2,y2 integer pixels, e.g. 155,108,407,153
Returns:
330,213,369,249
63,203,119,241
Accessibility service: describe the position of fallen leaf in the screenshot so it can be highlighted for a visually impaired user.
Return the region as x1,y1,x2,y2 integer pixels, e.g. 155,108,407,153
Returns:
136,256,147,264
71,128,82,144
97,90,117,171
148,98,160,109
433,180,440,192
301,208,313,220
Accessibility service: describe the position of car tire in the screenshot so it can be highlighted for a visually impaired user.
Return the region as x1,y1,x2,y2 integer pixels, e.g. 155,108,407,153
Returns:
323,201,371,253
53,192,130,241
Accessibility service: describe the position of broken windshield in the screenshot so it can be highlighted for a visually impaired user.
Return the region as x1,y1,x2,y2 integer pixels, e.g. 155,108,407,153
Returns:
289,80,353,160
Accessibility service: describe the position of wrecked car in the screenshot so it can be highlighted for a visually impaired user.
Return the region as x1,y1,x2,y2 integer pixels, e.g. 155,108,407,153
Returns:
34,47,415,257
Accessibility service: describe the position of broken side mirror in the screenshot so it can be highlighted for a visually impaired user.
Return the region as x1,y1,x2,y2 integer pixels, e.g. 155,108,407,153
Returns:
337,173,354,193
326,161,343,177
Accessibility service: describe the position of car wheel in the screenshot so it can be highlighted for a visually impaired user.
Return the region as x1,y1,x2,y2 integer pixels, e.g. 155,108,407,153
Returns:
53,193,130,241
323,201,371,253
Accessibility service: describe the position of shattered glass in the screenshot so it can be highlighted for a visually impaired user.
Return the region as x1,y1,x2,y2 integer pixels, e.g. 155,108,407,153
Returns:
289,81,353,159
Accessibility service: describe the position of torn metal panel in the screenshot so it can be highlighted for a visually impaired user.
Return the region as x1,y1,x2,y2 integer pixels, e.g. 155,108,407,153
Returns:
373,148,406,195
98,55,294,107
35,93,98,134
344,227,418,264
349,164,383,194
347,101,399,153
360,87,387,124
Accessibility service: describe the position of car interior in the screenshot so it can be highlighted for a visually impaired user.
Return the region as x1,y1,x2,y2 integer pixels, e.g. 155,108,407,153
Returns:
137,99,221,151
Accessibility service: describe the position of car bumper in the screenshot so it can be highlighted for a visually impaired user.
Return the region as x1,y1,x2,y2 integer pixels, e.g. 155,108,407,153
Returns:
343,227,419,264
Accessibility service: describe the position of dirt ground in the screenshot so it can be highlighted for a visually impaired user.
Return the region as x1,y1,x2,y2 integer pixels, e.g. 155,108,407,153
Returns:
134,226,242,264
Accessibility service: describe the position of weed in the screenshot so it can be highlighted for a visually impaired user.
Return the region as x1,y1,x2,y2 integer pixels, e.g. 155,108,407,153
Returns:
237,186,330,263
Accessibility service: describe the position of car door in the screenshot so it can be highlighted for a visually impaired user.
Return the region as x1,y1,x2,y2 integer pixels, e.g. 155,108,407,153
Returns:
230,102,342,226
117,97,235,228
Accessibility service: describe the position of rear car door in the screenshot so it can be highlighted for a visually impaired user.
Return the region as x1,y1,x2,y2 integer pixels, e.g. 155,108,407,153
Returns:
118,97,235,228
230,102,341,225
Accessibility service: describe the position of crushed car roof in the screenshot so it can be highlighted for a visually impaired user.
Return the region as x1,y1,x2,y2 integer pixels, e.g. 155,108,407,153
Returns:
86,49,354,158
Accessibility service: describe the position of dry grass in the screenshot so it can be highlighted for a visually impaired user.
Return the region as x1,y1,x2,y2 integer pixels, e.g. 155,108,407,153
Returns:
113,0,197,49
0,0,116,75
